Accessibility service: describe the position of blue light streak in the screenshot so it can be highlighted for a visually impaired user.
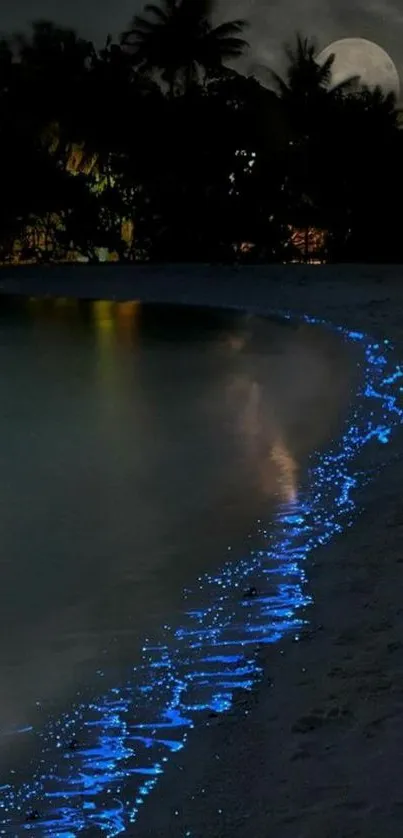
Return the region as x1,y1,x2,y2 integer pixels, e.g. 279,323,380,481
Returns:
1,311,403,836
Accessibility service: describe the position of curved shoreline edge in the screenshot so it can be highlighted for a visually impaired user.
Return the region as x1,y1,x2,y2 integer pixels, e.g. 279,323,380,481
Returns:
1,275,403,836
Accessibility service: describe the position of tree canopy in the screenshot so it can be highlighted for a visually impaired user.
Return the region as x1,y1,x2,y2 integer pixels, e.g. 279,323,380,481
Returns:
121,0,249,95
0,14,401,265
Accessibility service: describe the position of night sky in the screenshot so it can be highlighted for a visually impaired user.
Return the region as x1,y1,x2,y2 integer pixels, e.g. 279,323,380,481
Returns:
0,0,402,82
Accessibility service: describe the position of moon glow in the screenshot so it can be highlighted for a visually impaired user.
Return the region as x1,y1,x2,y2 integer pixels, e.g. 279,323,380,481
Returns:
317,38,400,99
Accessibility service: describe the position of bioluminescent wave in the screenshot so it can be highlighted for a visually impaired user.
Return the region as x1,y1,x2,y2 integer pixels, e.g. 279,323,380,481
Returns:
1,315,402,837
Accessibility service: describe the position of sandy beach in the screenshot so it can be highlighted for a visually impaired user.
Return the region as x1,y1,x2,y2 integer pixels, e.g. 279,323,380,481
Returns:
1,262,403,837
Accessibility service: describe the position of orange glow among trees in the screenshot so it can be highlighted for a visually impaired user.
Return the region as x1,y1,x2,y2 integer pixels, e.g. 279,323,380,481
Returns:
288,225,326,262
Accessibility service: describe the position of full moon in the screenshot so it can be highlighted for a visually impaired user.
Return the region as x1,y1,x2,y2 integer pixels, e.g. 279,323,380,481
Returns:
317,38,400,99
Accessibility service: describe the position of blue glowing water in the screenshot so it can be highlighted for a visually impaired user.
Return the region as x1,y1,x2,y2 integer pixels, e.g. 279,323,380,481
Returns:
1,313,402,837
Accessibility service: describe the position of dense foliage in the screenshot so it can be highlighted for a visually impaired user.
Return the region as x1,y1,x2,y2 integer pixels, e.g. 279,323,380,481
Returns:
0,8,401,264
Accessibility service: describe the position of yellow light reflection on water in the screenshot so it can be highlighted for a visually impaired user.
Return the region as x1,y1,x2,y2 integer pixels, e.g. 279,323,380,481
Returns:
115,300,140,345
91,302,117,393
25,297,140,344
92,299,140,347
92,300,115,333
26,295,80,325
90,300,141,428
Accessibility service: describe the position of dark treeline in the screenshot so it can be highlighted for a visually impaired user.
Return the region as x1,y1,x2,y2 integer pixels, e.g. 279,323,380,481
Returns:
0,0,401,264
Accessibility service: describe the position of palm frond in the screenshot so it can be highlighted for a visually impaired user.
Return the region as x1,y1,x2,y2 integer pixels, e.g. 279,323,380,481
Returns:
120,0,248,91
124,16,161,35
217,37,249,52
331,74,360,93
212,19,249,37
265,67,290,97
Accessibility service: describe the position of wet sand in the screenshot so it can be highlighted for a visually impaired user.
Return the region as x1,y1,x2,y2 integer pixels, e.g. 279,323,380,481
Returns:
2,263,403,837
129,434,403,838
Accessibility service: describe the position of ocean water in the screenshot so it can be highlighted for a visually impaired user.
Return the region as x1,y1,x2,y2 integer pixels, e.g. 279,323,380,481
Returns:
0,297,357,832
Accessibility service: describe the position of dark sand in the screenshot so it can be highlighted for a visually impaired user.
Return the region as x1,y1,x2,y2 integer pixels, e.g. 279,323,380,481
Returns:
2,263,403,836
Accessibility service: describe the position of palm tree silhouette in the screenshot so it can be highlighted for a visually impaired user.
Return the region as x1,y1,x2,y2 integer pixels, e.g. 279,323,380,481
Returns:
121,0,249,97
264,34,361,261
268,33,360,106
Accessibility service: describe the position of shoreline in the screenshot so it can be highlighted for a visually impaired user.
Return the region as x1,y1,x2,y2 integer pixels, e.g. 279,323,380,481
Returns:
2,261,403,342
133,448,403,838
2,264,403,836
